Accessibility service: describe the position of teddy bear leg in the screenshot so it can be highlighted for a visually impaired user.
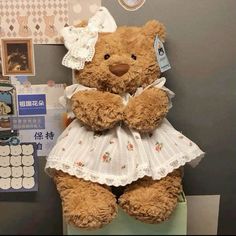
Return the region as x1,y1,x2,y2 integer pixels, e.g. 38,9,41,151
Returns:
118,169,182,224
53,171,118,229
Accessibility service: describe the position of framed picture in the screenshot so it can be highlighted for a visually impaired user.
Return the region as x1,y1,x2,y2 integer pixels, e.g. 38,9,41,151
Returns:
1,38,35,76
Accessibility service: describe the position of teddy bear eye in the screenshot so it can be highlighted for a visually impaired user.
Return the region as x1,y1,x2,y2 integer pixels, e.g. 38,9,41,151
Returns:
104,54,110,60
131,54,137,60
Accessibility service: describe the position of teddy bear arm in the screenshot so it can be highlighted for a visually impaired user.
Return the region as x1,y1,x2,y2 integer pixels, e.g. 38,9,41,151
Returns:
71,90,125,131
124,87,169,132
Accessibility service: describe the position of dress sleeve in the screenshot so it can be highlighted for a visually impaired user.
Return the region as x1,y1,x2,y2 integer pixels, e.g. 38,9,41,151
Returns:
135,77,175,109
59,84,96,118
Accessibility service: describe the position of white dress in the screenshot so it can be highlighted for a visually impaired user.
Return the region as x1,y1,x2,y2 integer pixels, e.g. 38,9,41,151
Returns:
45,77,205,186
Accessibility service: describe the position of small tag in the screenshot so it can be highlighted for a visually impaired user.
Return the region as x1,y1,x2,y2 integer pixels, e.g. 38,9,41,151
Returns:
154,35,171,72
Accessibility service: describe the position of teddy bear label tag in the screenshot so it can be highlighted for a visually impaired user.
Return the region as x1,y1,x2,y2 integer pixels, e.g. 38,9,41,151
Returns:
154,35,171,72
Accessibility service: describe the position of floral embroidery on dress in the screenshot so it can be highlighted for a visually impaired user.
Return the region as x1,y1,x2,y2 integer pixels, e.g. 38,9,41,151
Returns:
127,141,134,151
102,152,111,163
74,161,85,167
155,142,163,152
45,78,205,187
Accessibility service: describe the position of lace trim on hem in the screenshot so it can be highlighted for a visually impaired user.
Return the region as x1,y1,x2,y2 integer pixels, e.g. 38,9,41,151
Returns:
45,148,205,187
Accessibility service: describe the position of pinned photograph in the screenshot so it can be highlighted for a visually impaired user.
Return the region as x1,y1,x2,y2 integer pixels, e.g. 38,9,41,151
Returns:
1,38,35,76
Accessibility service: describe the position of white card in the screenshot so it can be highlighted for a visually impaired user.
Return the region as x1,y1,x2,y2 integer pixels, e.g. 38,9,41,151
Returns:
19,108,65,156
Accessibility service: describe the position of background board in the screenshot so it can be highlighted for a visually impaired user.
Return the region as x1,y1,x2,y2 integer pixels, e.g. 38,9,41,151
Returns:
0,0,236,234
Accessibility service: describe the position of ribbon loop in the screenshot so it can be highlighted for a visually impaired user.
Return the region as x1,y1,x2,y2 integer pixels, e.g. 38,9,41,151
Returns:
61,7,117,70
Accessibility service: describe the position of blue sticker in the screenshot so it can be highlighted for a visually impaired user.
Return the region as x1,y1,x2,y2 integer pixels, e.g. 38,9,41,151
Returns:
10,116,45,130
18,94,46,115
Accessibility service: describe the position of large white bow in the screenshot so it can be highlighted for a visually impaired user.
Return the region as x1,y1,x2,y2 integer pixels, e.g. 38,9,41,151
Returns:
61,7,117,70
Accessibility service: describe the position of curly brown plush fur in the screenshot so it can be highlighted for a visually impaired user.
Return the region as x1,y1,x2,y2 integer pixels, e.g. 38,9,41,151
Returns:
53,20,183,230
124,87,169,132
71,90,124,131
72,20,168,132
54,171,118,229
118,170,182,223
74,21,166,95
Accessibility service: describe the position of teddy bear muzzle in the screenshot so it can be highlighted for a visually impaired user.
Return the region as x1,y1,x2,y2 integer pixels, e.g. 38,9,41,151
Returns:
109,64,130,77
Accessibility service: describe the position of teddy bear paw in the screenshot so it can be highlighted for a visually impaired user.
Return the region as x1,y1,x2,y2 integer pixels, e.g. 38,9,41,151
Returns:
63,185,118,229
54,171,118,229
118,170,182,223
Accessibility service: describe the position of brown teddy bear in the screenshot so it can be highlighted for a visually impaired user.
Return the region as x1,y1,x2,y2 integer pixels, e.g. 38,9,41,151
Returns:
45,7,204,230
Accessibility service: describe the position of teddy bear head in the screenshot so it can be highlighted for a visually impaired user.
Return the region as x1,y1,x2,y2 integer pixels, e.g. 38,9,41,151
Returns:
74,20,166,94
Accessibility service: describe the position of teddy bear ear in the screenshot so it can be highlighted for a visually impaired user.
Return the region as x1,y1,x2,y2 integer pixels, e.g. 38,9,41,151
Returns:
142,20,167,42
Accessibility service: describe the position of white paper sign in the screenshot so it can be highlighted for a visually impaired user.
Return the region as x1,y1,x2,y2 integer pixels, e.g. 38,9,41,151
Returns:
15,83,66,156
19,109,65,156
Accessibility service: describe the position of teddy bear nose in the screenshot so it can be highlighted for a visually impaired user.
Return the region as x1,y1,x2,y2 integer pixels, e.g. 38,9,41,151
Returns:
109,64,130,76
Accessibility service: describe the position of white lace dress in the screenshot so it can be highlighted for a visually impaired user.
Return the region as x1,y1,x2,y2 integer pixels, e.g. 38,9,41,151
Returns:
45,77,205,186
